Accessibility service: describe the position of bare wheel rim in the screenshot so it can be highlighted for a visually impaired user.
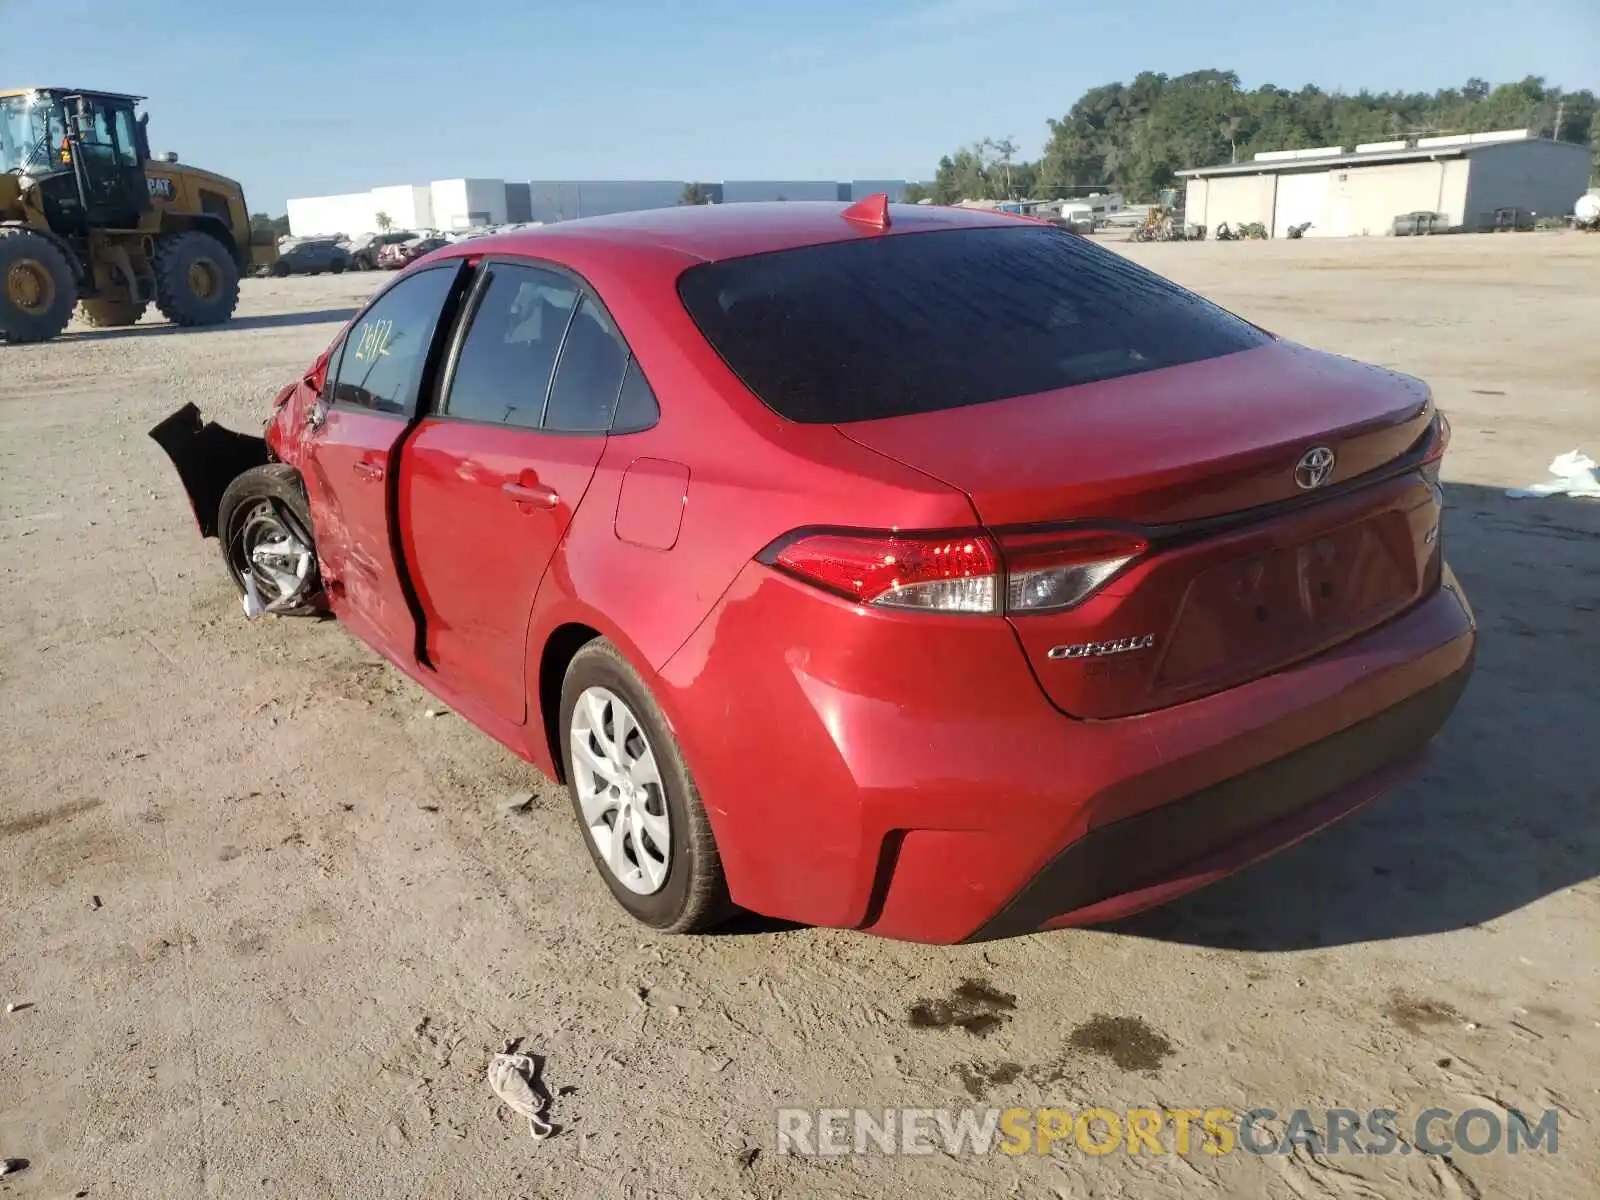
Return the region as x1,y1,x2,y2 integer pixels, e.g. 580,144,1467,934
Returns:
231,499,314,609
570,685,670,896
6,259,54,314
187,258,220,300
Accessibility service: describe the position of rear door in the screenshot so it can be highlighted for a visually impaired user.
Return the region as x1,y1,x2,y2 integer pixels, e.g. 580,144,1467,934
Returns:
301,263,465,661
399,260,632,723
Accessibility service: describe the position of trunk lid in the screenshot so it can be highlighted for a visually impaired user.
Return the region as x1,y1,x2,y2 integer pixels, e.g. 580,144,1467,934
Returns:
835,341,1433,526
836,341,1443,719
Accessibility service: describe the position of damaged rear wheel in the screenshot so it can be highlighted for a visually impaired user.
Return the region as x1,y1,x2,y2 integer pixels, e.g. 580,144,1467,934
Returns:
217,464,321,616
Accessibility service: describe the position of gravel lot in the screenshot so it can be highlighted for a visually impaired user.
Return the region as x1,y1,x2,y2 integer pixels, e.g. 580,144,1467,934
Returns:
2,233,1597,1199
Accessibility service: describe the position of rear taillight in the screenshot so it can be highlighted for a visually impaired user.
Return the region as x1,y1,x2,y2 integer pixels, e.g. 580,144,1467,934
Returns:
760,527,1146,615
1419,409,1451,485
997,528,1148,612
766,531,999,613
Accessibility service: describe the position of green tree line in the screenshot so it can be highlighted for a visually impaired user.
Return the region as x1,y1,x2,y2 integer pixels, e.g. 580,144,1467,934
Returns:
924,72,1598,205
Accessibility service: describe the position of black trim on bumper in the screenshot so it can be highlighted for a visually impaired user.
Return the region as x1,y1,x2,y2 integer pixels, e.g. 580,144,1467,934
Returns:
964,659,1473,942
149,403,269,538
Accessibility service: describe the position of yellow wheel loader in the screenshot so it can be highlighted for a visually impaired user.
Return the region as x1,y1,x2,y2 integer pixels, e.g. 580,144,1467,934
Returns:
0,87,278,343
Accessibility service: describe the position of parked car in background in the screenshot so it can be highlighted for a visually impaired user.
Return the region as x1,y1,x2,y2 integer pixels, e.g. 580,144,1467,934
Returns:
378,236,449,269
154,199,1474,943
343,231,416,271
269,239,352,277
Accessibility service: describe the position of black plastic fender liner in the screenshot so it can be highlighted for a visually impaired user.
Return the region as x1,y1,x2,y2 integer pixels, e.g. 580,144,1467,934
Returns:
148,403,269,538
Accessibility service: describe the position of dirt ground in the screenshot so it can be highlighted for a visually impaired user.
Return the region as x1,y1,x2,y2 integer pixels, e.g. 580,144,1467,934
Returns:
2,233,1597,1199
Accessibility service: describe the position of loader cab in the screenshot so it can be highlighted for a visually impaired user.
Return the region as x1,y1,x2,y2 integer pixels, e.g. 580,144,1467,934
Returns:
0,88,150,232
62,91,152,229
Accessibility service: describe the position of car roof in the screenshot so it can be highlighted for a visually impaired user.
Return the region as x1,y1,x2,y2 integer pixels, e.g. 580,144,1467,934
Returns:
426,200,1024,266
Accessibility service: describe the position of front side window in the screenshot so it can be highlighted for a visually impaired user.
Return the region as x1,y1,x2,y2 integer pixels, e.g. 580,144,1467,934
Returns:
331,266,459,414
443,264,578,428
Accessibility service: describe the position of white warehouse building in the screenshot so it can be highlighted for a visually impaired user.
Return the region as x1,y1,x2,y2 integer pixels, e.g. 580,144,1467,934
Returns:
288,178,509,238
1178,130,1593,238
287,178,907,236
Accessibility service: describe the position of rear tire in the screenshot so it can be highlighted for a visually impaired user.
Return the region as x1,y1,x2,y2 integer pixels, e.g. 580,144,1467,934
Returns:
560,640,733,933
152,231,241,326
216,464,321,616
76,297,149,328
0,229,77,344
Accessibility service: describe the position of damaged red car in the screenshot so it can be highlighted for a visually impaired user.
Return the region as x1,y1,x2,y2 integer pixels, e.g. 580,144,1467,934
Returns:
152,198,1475,943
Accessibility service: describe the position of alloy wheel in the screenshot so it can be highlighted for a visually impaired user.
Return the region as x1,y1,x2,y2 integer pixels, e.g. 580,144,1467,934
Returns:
569,686,671,895
233,499,314,610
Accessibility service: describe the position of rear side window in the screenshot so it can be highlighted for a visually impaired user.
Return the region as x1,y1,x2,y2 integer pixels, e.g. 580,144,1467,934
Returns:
677,225,1271,423
444,264,578,428
544,297,629,433
611,359,660,434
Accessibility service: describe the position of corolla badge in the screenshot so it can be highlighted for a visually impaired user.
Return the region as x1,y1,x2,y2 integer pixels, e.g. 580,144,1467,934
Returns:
1294,445,1336,490
1047,633,1156,661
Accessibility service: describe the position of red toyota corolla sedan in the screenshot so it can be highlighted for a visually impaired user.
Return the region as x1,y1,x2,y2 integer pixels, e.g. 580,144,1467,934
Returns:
153,197,1475,943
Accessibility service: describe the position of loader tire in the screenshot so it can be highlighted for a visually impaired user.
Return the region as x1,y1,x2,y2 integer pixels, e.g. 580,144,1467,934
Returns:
76,297,149,328
153,231,240,327
0,229,77,344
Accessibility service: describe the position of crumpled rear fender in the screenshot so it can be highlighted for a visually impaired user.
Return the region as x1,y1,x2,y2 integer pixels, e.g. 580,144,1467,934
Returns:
148,403,270,538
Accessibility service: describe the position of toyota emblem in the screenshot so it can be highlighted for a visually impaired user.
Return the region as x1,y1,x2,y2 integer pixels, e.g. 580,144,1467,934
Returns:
1294,446,1336,490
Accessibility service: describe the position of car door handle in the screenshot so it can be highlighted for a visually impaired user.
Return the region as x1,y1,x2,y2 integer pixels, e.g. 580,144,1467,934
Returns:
353,459,384,481
502,480,559,508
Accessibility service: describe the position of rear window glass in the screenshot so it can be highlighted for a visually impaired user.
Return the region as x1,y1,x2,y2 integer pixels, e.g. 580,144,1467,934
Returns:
676,225,1270,424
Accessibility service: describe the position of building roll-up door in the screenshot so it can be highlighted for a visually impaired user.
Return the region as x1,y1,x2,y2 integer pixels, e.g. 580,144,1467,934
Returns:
1273,171,1330,237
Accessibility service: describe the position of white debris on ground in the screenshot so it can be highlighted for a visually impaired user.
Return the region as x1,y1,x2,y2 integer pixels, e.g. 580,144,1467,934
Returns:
1506,450,1600,499
487,1053,555,1141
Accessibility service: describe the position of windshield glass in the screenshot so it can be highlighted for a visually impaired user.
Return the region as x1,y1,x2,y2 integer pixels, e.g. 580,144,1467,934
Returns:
0,92,66,175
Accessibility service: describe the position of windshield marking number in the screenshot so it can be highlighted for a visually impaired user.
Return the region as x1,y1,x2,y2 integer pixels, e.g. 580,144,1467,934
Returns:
353,318,395,362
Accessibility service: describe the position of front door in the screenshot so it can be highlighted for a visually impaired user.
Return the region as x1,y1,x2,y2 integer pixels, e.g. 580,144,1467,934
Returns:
400,261,631,723
301,263,465,663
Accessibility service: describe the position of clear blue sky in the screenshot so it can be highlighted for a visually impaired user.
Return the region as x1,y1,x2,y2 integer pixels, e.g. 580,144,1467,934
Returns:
15,0,1598,212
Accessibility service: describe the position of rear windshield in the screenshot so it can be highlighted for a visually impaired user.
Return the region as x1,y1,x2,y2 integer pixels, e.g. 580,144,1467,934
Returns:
677,225,1271,424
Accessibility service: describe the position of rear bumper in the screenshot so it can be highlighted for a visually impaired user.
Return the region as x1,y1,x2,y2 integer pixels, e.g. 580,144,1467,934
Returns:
964,661,1469,940
660,560,1476,943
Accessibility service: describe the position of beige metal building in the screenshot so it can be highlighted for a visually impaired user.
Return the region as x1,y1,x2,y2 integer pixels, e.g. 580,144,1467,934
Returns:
1178,130,1593,237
